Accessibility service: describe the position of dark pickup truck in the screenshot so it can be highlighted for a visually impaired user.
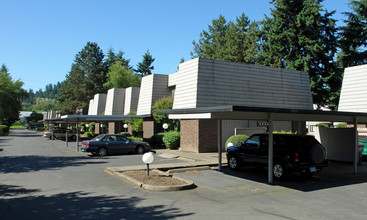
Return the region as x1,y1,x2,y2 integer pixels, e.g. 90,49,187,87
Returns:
226,134,328,179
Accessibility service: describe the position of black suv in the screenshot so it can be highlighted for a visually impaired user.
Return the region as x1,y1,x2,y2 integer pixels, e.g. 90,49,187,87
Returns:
226,134,328,179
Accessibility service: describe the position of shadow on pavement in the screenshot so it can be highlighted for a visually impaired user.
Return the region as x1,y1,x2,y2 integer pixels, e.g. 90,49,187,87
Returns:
0,156,108,174
0,184,194,219
219,161,367,192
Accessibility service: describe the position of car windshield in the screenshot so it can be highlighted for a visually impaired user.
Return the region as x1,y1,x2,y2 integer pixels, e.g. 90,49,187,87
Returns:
92,134,105,141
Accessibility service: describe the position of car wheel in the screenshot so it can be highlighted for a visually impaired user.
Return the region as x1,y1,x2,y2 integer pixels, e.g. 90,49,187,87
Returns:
136,146,145,154
98,148,107,156
228,154,240,170
273,161,287,180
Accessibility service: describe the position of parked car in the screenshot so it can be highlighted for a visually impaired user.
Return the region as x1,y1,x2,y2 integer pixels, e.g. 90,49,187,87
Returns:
81,134,150,156
43,128,77,140
226,134,328,180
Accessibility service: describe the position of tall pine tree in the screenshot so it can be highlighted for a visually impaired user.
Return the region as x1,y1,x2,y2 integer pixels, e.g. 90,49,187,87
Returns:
134,50,155,76
258,0,339,109
338,0,367,68
57,42,107,114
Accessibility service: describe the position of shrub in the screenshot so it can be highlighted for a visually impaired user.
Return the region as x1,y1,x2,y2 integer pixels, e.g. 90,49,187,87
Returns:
162,131,180,149
83,131,94,137
0,125,9,136
120,132,131,137
336,123,347,128
36,127,44,132
225,135,249,150
130,136,143,142
150,133,165,148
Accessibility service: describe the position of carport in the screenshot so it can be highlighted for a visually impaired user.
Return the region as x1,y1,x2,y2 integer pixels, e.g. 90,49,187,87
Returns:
45,114,147,152
158,105,367,183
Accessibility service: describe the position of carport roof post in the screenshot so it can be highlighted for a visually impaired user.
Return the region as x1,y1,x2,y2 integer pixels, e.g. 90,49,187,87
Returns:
157,105,367,183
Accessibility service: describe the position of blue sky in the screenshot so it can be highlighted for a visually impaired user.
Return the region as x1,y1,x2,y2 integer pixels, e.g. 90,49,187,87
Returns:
0,0,352,91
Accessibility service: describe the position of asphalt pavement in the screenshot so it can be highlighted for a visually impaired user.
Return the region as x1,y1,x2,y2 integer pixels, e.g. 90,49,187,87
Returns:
1,129,367,219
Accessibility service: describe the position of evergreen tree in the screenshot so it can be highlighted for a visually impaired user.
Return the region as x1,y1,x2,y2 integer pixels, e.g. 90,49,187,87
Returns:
57,42,106,114
191,14,260,64
338,0,367,68
105,48,132,70
258,0,339,109
134,50,155,76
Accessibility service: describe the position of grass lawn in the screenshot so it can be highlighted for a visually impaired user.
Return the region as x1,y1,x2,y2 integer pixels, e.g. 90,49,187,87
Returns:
10,125,26,129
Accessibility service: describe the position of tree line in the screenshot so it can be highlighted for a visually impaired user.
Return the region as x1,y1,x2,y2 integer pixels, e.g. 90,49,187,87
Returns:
1,0,366,124
191,0,367,110
56,42,155,114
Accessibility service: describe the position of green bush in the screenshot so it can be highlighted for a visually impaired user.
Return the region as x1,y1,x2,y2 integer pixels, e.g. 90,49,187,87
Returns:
129,136,143,142
150,133,165,148
336,123,347,128
83,131,94,137
36,127,44,132
225,135,249,150
0,125,10,136
162,131,180,149
120,132,131,137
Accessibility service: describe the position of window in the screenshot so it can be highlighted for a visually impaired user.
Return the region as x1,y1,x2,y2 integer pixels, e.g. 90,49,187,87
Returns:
245,135,260,149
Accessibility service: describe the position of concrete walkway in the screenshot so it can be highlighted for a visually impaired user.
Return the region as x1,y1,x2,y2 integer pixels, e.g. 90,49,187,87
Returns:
106,149,227,172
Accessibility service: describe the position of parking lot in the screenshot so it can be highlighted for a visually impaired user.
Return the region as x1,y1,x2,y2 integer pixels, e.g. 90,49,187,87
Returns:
1,129,367,219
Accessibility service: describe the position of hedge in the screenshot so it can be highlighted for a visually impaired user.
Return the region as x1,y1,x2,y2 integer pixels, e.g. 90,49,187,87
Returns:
0,125,9,136
225,134,249,150
162,131,180,149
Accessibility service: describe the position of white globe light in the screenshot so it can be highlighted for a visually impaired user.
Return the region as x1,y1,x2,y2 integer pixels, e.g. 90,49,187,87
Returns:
227,142,233,147
123,124,128,129
163,123,168,130
142,152,154,164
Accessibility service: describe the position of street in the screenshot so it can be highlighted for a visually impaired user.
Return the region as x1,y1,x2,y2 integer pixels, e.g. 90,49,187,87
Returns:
1,129,367,219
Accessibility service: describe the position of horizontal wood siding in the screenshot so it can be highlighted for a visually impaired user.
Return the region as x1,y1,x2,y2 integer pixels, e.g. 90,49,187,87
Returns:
169,58,199,109
137,75,154,115
152,74,170,110
88,99,94,115
93,94,107,115
124,87,140,115
339,64,367,112
105,88,125,115
196,59,313,109
137,74,170,115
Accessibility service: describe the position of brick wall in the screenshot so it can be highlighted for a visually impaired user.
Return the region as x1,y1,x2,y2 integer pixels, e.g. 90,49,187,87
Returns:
143,119,155,139
180,119,218,153
198,119,218,153
180,120,199,152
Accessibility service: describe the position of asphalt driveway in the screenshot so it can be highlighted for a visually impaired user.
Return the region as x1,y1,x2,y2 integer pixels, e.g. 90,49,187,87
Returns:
1,129,367,219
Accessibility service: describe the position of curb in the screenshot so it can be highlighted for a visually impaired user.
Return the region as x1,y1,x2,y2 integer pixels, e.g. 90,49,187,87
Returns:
111,169,196,191
167,166,211,173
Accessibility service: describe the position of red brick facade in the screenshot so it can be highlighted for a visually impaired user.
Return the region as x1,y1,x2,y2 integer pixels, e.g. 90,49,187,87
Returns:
143,119,155,139
180,119,218,153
